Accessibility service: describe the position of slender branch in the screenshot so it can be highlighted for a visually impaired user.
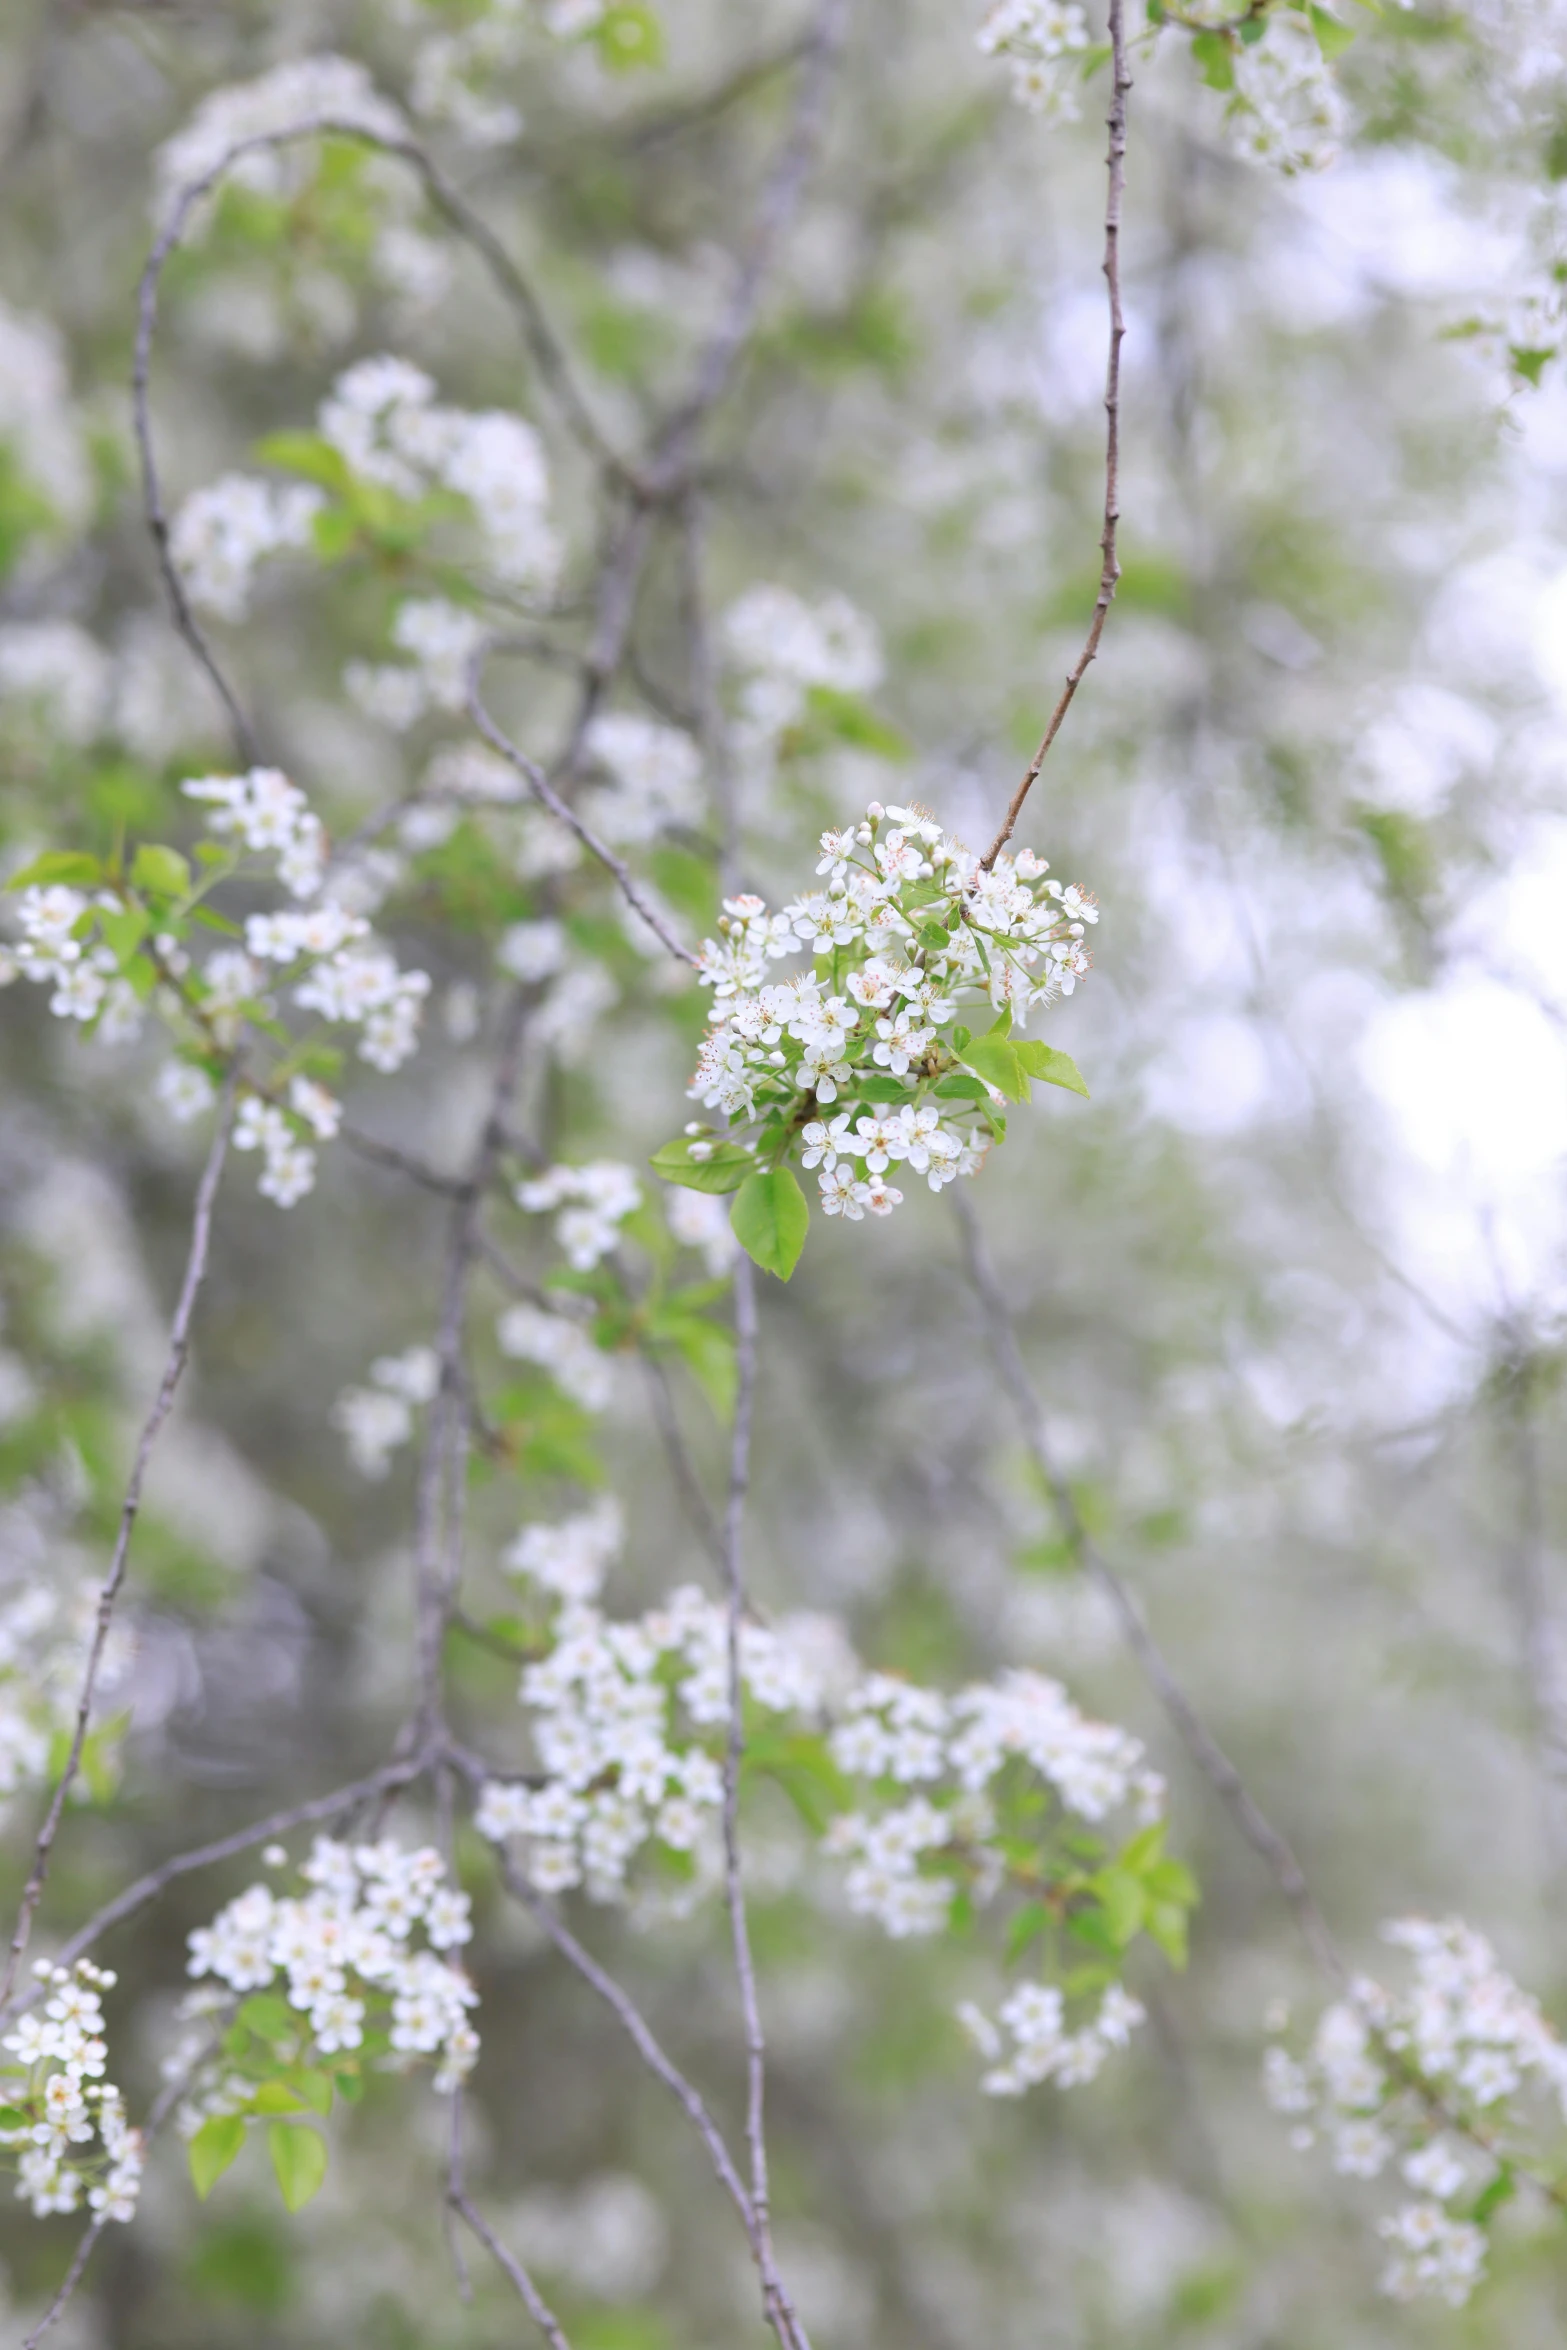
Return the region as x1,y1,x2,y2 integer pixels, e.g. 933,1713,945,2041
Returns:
7,1752,436,2018
980,0,1130,870
641,1354,725,1569
953,1189,1347,1987
468,646,700,970
450,2191,577,2349
484,1846,761,2247
134,112,631,769
0,1076,239,2010
339,1121,471,1199
717,1262,804,2350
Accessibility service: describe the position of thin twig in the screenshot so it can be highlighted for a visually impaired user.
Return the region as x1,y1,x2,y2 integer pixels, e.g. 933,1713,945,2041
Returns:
717,1263,805,2350
482,1844,760,2248
981,0,1130,870
3,1751,437,2021
450,2189,577,2350
641,1354,725,1568
468,647,700,970
953,1189,1347,1987
0,1075,239,2010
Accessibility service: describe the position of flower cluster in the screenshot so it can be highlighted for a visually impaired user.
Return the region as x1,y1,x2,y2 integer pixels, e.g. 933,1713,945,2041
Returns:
977,0,1091,122
476,1505,828,1901
152,52,406,225
957,1979,1147,2095
721,583,883,789
516,1161,642,1271
6,882,138,1031
579,714,705,846
1225,16,1345,175
497,1302,614,1411
0,297,91,529
333,1345,440,1478
169,476,324,624
676,801,1095,1226
0,1962,143,2222
187,1836,478,2093
1264,1916,1567,2306
823,1667,1163,1940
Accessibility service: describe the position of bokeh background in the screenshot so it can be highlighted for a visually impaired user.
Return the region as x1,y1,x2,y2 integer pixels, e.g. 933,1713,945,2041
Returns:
3,0,1567,2340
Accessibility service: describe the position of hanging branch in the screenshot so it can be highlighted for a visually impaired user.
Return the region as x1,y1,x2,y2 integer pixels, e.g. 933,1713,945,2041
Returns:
980,0,1130,871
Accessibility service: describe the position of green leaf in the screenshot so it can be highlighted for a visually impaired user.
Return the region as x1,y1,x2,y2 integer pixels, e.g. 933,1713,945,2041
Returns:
0,2104,29,2128
732,1167,810,1281
1117,1821,1168,1875
1471,2162,1516,2224
254,431,354,494
744,1729,851,1832
651,1137,755,1195
1190,28,1235,87
99,906,150,967
311,505,359,562
854,1073,912,1104
5,850,101,891
1145,1899,1190,1969
1308,2,1356,55
934,1073,988,1103
958,1036,1030,1102
594,0,666,69
252,2081,306,2116
289,2069,335,2118
238,1993,297,2044
656,1311,737,1419
268,2122,327,2214
1145,1856,1199,1907
1092,1867,1147,1948
951,1025,971,1053
1012,1040,1089,1098
131,843,192,900
1004,1900,1053,1962
190,2113,247,2201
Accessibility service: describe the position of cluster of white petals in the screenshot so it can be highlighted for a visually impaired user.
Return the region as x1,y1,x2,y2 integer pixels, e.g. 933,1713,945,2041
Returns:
1227,16,1345,174
956,1979,1147,2094
1265,1916,1567,2305
333,1346,440,1478
0,298,91,527
580,713,705,846
516,1160,642,1270
170,476,324,623
721,582,883,786
187,1836,477,2092
497,1302,613,1411
0,1571,133,1819
153,54,406,225
1,1962,143,2222
681,802,1095,1222
976,0,1091,121
824,1667,1162,1941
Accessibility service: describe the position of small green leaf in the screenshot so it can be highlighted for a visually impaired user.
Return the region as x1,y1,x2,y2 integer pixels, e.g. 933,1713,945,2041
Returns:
5,850,102,891
1145,1856,1199,1907
0,2104,29,2128
1145,1899,1190,1969
131,843,191,900
732,1167,810,1280
1092,1867,1147,1948
290,2069,335,2118
1004,1901,1053,1962
254,431,354,493
1308,3,1355,55
268,2121,327,2213
1012,1040,1089,1098
800,684,911,762
854,1073,911,1104
1471,2162,1516,2224
934,1073,988,1102
238,1993,298,2043
958,1037,1029,1102
99,906,150,967
252,2081,306,2116
311,505,359,562
190,2113,247,2201
651,1137,755,1195
1190,27,1235,87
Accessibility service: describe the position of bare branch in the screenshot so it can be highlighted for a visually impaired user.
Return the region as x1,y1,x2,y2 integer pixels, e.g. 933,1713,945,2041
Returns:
468,644,701,970
450,2189,577,2350
981,0,1131,870
0,1074,239,2010
716,1263,808,2350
